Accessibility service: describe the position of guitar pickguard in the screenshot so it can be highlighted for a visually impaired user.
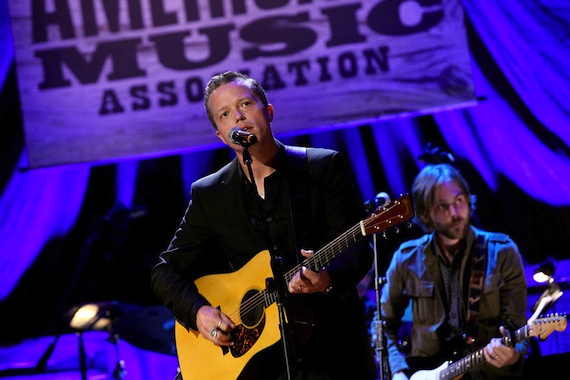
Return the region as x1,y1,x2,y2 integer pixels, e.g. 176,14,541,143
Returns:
230,315,266,357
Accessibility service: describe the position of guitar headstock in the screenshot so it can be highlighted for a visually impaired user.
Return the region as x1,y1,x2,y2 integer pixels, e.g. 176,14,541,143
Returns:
528,313,568,340
361,194,414,236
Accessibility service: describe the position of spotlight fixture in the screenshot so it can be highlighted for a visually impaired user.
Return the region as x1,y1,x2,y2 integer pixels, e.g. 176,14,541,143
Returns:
533,261,555,284
68,303,113,331
65,302,123,380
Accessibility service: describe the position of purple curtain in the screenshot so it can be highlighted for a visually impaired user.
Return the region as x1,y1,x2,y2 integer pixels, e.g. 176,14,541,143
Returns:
0,0,569,361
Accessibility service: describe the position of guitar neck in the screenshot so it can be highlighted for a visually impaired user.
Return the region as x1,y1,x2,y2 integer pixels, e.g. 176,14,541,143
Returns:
283,222,364,284
280,194,413,285
439,324,532,380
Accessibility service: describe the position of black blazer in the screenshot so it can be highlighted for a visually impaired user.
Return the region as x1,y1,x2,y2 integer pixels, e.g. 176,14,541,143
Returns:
151,141,377,377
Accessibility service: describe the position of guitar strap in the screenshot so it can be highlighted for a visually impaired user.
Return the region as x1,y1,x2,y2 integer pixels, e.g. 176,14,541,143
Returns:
465,234,487,342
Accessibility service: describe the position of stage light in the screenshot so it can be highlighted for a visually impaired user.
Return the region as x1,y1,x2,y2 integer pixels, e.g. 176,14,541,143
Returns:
529,260,565,323
68,303,112,331
65,303,119,379
533,261,555,284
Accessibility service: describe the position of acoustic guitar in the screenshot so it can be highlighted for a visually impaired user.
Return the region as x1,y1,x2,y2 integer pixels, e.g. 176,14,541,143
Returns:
175,194,413,379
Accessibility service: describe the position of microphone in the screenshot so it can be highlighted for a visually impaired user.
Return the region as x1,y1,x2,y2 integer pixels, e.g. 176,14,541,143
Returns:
364,192,391,212
228,126,257,147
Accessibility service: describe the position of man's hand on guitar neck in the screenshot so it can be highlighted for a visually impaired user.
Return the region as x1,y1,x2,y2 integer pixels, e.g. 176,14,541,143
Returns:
196,305,236,346
288,249,332,294
483,326,521,368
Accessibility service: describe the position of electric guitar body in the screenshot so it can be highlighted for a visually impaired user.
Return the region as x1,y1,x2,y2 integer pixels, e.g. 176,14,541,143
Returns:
409,314,567,380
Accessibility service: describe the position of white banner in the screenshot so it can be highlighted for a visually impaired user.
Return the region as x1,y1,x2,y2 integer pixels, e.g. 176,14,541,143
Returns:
9,0,476,168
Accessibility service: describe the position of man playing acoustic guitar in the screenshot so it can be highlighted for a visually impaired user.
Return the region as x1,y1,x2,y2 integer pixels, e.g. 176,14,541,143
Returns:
381,163,529,380
151,71,378,379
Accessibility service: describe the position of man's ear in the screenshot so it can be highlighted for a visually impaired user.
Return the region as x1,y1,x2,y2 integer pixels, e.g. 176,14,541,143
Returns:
215,129,228,146
267,104,274,122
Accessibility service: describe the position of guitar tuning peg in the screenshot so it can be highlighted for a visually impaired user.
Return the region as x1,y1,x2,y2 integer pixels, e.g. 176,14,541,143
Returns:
394,227,400,234
382,231,388,239
406,221,413,229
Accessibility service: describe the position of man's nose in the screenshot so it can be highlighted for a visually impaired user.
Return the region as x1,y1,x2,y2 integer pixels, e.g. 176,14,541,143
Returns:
234,110,245,121
449,204,460,216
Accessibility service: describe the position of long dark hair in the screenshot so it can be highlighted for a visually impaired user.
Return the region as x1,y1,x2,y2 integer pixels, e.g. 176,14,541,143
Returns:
411,163,477,232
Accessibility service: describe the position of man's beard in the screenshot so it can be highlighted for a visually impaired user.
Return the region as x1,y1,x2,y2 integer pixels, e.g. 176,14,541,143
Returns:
438,217,469,240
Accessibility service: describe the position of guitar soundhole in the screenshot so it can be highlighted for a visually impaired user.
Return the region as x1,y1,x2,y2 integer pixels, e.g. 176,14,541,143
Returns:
241,289,264,327
229,289,266,358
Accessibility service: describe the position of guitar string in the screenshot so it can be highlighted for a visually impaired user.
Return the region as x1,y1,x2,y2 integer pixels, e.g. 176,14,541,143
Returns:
227,224,392,321
222,200,405,323
281,203,405,283
438,316,567,380
220,223,363,323
283,223,363,282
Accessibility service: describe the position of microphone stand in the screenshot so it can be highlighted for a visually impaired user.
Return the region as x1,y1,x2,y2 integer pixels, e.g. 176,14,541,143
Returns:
364,192,391,380
241,146,294,380
365,193,391,380
267,276,294,380
372,232,390,380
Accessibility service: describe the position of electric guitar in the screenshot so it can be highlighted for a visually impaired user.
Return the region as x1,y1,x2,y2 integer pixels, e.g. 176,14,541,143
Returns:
175,194,413,379
410,313,568,380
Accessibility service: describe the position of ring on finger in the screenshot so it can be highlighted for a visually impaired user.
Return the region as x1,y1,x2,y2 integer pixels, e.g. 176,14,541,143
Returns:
492,355,498,360
217,319,222,329
297,286,302,291
210,329,218,339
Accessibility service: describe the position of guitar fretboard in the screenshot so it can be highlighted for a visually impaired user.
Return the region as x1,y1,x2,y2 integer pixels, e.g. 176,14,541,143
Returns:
439,325,532,380
283,223,364,284
248,224,364,314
